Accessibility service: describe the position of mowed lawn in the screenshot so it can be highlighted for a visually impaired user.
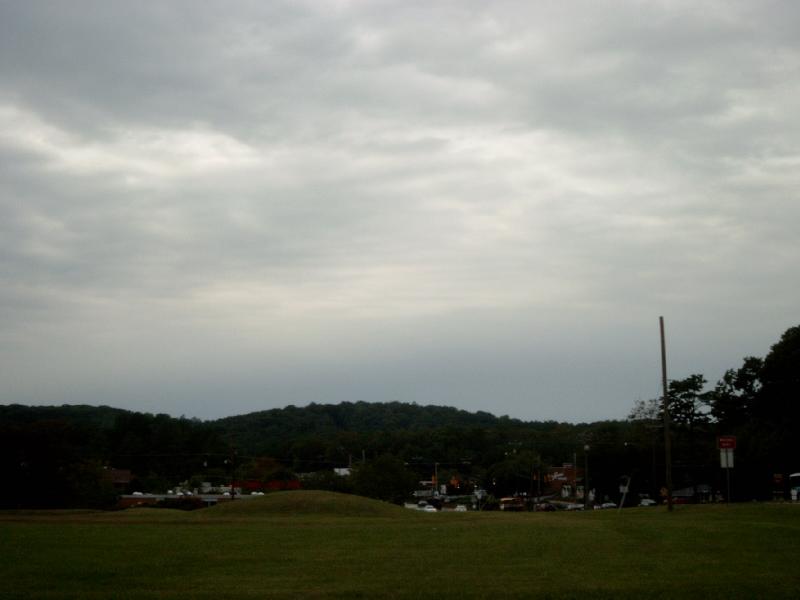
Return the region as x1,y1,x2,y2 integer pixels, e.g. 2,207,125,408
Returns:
1,491,799,599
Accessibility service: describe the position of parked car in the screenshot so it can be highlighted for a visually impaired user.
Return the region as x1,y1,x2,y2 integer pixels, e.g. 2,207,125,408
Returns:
454,505,467,512
423,505,438,513
638,498,657,507
499,497,526,511
535,503,557,512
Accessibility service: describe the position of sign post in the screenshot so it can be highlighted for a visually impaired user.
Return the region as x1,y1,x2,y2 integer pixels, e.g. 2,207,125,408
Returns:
718,436,736,503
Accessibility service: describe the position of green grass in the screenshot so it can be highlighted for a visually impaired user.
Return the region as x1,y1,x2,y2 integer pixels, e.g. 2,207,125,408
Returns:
1,491,799,599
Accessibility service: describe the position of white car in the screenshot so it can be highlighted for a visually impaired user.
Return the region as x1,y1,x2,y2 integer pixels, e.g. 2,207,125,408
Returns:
639,498,657,506
423,505,438,513
454,505,467,512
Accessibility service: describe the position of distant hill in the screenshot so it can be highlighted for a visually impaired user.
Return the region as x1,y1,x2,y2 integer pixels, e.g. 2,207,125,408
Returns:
0,400,527,463
0,403,129,429
0,400,511,433
0,401,561,462
207,401,559,464
1,400,583,471
212,401,510,441
210,401,517,458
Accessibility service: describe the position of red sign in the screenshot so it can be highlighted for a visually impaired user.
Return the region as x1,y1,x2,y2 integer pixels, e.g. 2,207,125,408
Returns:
718,436,737,450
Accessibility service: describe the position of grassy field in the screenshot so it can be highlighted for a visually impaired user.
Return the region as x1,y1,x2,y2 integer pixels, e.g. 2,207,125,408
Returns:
1,491,799,599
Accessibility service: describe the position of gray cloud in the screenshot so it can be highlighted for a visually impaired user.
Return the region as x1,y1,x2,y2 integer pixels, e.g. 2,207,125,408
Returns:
1,1,798,421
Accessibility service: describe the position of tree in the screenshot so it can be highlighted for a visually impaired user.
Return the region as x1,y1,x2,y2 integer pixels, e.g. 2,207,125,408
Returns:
351,454,418,504
668,374,710,429
65,461,119,508
663,374,715,496
629,375,713,430
484,450,544,498
757,325,800,426
628,397,661,422
709,357,763,428
754,325,800,473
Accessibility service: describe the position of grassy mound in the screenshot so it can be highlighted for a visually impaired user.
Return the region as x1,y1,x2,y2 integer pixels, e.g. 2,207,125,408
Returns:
203,490,412,518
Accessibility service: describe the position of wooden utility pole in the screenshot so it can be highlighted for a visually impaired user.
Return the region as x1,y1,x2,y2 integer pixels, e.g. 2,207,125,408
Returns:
660,316,673,512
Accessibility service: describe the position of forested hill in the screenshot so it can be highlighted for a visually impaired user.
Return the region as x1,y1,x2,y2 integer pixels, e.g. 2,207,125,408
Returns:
0,403,130,429
212,401,513,449
0,401,538,465
0,400,513,433
2,401,567,479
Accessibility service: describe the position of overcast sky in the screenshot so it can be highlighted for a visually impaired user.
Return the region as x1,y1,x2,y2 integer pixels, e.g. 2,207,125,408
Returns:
1,1,798,422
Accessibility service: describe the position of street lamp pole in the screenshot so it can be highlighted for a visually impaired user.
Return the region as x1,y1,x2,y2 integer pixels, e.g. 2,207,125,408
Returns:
228,448,237,500
584,445,590,510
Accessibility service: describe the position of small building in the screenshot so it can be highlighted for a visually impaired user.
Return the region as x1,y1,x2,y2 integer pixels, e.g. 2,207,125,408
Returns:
545,464,584,498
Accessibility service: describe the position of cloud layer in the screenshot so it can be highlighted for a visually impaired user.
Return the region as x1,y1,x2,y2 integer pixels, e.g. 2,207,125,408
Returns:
1,1,798,420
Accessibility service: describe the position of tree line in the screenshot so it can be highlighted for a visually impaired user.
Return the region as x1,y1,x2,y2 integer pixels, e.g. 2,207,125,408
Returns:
628,324,800,501
1,325,797,508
